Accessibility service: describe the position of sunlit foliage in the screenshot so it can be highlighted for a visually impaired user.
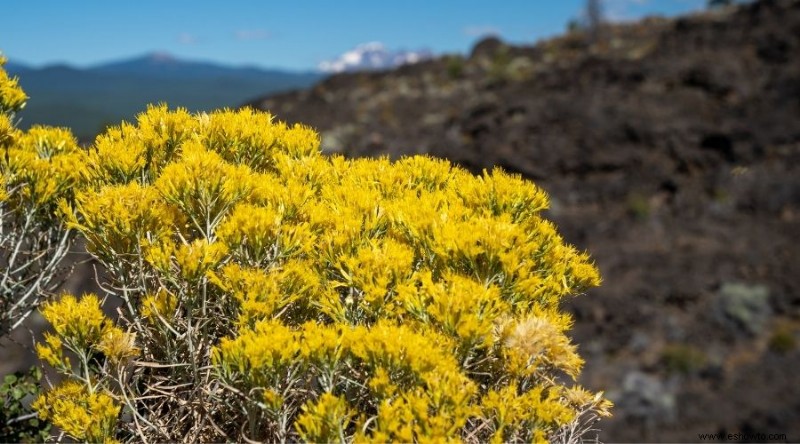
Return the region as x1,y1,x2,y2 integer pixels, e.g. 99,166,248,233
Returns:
0,55,85,336
0,59,611,442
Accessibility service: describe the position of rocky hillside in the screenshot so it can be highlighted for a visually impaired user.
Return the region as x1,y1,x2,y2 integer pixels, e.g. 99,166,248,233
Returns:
246,1,800,441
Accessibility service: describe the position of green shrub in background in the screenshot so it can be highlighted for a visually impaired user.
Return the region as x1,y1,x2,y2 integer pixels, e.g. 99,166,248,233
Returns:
0,367,51,443
1,55,611,443
445,55,466,80
708,0,733,8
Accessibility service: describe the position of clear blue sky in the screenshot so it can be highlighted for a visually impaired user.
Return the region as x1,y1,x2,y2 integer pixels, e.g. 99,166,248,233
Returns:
1,0,706,71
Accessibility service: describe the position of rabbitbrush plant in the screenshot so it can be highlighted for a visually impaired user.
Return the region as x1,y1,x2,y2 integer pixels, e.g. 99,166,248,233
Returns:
0,55,83,442
1,58,611,443
0,55,83,337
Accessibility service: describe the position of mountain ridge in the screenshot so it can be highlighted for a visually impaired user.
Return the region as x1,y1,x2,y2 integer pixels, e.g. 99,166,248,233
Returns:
5,53,322,140
6,52,318,77
89,52,319,80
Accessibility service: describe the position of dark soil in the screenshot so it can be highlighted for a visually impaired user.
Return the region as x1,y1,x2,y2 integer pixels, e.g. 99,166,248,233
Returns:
245,1,800,441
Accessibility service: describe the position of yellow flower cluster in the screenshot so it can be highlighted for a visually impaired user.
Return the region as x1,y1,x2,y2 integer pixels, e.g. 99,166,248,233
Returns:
295,392,355,443
20,90,609,440
146,238,229,282
0,114,15,150
399,271,509,348
1,58,86,218
480,384,573,443
37,293,139,367
214,320,477,441
216,203,316,266
155,142,254,237
88,105,194,184
33,294,135,442
39,294,108,348
0,56,27,114
139,288,178,323
2,124,87,207
208,261,317,327
503,312,584,379
67,183,179,263
32,380,120,444
201,108,320,171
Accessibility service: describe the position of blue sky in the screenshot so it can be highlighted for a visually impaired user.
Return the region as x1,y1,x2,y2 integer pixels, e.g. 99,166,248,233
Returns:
2,0,705,71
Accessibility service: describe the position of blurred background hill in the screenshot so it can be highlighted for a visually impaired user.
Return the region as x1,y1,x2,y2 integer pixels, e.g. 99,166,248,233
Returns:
245,0,800,441
5,54,321,141
2,0,799,442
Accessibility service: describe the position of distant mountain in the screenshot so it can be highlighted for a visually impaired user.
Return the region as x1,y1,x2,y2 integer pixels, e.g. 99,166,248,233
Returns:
92,52,311,82
5,53,323,141
318,42,433,73
3,60,31,74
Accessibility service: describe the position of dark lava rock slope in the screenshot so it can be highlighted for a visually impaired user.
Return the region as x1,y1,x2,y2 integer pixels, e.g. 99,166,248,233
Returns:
246,1,800,441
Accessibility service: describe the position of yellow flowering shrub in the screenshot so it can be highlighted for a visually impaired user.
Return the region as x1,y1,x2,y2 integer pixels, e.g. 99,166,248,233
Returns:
0,56,88,336
5,58,611,442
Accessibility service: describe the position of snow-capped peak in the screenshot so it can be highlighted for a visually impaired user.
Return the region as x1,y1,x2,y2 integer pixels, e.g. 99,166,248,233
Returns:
147,51,178,63
318,42,433,73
